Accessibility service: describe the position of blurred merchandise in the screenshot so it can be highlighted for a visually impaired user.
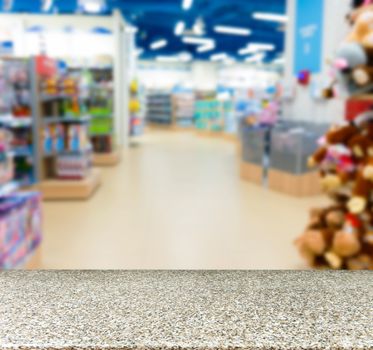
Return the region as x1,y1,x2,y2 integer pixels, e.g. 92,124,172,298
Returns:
0,192,42,268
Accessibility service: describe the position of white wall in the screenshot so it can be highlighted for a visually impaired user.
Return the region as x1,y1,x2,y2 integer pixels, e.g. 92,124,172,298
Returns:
191,61,217,91
283,0,350,123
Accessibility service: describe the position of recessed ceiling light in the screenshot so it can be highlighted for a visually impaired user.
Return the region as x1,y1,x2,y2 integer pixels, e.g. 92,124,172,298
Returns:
252,12,288,23
150,39,168,50
182,0,193,10
182,36,214,45
214,25,251,36
175,21,185,36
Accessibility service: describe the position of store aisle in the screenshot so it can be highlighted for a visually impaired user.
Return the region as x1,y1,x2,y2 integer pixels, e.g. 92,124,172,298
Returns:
42,131,327,269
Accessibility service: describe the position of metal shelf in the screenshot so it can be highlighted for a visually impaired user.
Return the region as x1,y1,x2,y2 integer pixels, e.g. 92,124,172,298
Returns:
0,115,32,128
42,115,91,124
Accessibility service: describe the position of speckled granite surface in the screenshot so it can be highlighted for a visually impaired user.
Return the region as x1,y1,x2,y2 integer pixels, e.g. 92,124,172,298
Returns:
0,271,372,350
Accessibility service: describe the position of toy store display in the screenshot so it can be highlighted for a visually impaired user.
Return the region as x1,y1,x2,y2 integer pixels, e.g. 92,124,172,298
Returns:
146,90,173,125
0,191,42,269
172,90,195,128
0,58,36,187
129,79,145,136
87,68,114,143
34,57,101,200
194,91,224,133
267,122,328,197
222,99,236,134
239,121,271,185
296,0,373,269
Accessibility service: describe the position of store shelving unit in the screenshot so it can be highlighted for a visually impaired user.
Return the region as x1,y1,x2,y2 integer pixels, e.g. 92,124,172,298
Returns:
129,79,145,136
0,57,42,268
27,56,101,200
85,67,121,166
146,90,173,126
172,91,195,128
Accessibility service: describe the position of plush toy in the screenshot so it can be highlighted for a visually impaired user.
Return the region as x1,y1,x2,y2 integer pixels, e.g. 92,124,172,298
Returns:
297,117,373,269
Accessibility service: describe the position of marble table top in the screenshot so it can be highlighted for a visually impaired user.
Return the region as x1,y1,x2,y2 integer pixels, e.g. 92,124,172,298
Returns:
0,270,372,350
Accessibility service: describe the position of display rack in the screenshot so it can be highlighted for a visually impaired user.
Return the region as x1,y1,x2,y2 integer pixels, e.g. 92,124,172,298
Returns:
172,91,195,128
146,90,173,126
0,58,42,268
29,56,101,200
129,79,145,136
195,91,225,136
83,66,121,166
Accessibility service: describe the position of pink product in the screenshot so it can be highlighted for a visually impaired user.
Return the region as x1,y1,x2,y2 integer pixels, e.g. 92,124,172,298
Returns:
56,154,91,180
0,192,42,268
258,101,279,125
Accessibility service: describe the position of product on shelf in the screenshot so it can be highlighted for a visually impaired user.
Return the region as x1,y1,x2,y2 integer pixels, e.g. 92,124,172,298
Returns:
0,192,42,268
172,90,195,128
129,79,145,136
38,58,94,181
56,153,91,180
194,92,223,132
146,90,172,125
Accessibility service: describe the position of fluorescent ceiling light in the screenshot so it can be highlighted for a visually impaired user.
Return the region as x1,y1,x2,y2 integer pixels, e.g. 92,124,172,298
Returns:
182,0,193,10
210,53,228,61
82,1,102,13
182,36,214,45
238,46,259,55
150,39,167,50
253,12,288,23
42,0,53,12
245,53,265,63
249,43,275,51
214,25,251,36
174,21,185,36
197,43,215,53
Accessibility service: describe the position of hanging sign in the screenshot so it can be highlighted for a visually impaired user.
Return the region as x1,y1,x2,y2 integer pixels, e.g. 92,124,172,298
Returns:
293,0,324,75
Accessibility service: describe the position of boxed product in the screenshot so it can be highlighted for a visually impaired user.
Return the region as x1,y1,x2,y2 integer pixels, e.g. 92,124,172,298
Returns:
56,153,91,180
0,192,42,268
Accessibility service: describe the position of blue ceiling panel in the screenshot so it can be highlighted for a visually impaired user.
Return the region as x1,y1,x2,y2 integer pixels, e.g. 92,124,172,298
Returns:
0,0,286,62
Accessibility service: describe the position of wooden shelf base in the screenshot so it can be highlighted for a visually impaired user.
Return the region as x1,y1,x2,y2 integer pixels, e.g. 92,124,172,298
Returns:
92,149,121,166
39,168,102,200
268,169,321,197
240,161,263,185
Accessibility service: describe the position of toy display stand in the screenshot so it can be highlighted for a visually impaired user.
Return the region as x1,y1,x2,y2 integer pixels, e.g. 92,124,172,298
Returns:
240,161,263,185
268,169,321,197
40,168,101,200
26,56,102,201
92,148,121,166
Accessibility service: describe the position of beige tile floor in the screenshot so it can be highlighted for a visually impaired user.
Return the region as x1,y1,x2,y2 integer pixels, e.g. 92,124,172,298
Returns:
41,130,328,269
